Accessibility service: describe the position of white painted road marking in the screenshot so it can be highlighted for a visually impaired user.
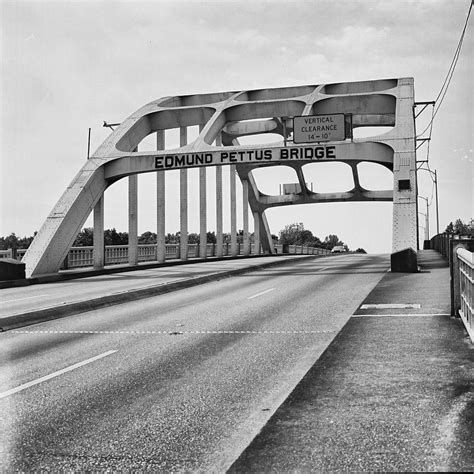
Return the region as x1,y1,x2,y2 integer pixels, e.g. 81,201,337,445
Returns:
353,313,449,318
248,288,275,299
0,294,49,304
0,349,117,399
360,303,421,310
11,329,336,335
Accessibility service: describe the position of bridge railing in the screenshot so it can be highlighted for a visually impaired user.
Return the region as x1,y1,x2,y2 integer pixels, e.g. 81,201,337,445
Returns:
430,233,474,341
0,249,13,259
2,244,330,267
3,243,330,269
0,249,27,260
456,247,473,341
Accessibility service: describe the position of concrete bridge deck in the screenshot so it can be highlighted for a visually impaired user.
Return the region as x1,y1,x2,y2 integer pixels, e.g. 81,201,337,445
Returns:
0,254,321,331
230,250,473,471
1,251,472,470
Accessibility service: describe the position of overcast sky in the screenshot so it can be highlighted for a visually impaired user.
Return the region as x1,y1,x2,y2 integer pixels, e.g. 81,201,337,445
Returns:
1,0,472,253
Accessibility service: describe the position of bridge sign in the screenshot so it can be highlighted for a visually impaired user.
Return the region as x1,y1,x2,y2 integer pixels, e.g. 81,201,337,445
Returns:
293,114,345,143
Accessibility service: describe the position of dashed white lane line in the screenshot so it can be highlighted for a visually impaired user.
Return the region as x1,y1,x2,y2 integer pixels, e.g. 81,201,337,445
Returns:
11,329,336,336
0,349,117,399
247,288,275,299
360,303,421,310
0,294,49,304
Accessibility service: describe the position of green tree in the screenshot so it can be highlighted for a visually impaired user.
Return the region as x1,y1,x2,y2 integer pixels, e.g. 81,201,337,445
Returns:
445,218,474,236
73,228,93,246
138,231,157,244
206,231,216,244
279,223,317,245
188,233,200,244
445,222,454,234
0,233,19,250
323,234,345,250
104,228,128,245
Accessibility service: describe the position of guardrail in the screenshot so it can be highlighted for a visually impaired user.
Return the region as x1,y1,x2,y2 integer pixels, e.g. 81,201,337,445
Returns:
1,243,331,269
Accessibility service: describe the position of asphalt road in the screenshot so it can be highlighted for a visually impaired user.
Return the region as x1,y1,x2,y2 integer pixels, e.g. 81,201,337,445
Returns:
0,255,309,318
1,254,389,471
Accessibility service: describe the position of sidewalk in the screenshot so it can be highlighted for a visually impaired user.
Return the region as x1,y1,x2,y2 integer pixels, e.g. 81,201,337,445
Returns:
229,250,473,472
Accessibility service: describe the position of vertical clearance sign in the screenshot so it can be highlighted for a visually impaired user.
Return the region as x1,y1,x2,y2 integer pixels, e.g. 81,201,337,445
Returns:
293,114,345,143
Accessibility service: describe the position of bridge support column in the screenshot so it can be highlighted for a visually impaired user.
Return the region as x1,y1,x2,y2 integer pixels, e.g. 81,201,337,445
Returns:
392,150,418,255
242,180,250,256
389,77,418,271
216,134,223,257
128,174,138,265
253,211,260,255
230,164,237,256
180,126,188,261
93,194,104,269
156,130,166,263
199,124,207,259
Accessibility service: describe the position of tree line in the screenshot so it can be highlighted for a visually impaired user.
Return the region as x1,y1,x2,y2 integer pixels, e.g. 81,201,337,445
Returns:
3,218,471,253
0,222,356,251
444,218,474,236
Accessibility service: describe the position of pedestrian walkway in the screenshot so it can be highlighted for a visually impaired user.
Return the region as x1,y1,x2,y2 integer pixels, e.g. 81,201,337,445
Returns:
229,250,473,472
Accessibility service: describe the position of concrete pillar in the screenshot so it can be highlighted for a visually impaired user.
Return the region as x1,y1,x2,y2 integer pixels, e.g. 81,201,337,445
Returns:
253,211,260,255
392,150,418,253
242,180,250,256
391,78,417,258
128,173,138,265
156,130,166,263
199,124,207,259
216,134,223,257
93,194,104,269
230,164,237,256
180,126,188,260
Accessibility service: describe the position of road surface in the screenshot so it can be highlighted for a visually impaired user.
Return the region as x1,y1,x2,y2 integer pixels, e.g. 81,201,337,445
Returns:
1,253,389,471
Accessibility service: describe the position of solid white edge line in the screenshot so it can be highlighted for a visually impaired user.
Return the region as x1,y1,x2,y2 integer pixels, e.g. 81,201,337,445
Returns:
360,304,421,309
0,349,118,399
353,313,449,318
247,288,275,300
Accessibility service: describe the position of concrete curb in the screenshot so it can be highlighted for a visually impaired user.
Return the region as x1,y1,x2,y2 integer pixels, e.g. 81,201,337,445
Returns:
0,255,321,331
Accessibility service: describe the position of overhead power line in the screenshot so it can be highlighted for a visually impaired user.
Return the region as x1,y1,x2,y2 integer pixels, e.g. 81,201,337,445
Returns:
417,1,472,138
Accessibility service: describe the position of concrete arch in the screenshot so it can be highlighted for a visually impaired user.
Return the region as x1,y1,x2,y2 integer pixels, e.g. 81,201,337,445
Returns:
23,77,416,277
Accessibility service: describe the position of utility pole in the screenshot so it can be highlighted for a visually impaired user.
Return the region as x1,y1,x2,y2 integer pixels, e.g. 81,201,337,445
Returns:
87,128,91,159
434,169,439,234
419,195,430,241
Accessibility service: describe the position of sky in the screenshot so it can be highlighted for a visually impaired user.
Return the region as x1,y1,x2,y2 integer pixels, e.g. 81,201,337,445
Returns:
1,0,472,254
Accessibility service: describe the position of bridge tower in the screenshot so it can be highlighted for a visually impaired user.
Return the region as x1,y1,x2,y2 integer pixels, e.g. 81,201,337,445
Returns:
23,77,417,278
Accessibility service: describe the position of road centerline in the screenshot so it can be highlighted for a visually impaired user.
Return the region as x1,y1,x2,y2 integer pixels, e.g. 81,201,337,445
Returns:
247,288,275,300
0,349,118,399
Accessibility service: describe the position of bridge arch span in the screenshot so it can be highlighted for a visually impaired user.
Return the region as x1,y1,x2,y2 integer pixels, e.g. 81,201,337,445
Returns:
23,78,417,277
